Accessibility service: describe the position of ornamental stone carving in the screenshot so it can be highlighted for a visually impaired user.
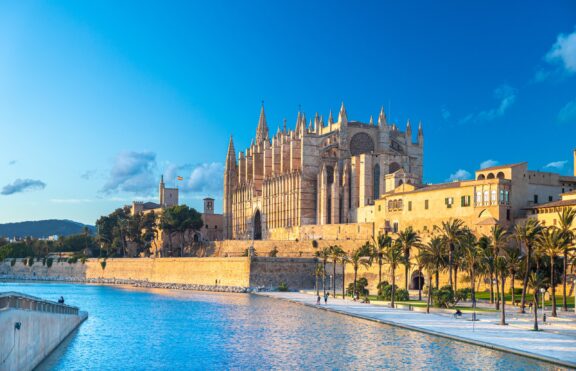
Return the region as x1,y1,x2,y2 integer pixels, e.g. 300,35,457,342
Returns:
349,132,374,155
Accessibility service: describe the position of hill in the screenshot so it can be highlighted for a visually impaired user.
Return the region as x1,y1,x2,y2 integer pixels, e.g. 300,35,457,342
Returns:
0,219,96,239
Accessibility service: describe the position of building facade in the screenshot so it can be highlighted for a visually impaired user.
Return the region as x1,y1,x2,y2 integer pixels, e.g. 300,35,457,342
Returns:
223,104,424,240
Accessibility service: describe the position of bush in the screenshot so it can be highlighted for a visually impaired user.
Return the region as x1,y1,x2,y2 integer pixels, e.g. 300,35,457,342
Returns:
377,281,390,296
11,258,16,266
269,247,278,257
511,287,522,296
378,283,408,301
432,285,462,308
27,257,34,267
278,281,289,292
67,257,78,264
347,277,369,296
100,260,107,270
46,258,53,268
456,288,472,301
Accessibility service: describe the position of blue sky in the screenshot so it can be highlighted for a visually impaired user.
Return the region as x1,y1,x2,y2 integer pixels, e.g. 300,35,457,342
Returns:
1,1,575,225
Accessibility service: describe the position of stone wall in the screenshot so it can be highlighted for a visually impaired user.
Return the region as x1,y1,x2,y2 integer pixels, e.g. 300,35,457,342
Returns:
0,257,316,290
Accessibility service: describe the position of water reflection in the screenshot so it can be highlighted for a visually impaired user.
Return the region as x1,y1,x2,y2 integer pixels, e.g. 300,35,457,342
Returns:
0,282,564,370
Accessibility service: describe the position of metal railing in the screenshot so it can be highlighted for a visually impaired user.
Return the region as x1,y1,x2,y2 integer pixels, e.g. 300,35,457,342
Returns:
0,292,79,315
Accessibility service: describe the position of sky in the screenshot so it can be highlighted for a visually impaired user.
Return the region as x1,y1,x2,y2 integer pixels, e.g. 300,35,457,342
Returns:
0,1,575,225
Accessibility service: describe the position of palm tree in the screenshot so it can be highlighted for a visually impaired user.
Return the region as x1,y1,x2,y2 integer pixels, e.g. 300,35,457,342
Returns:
316,246,331,296
340,252,350,299
536,228,567,317
495,252,510,326
490,225,509,310
477,235,494,302
514,219,543,313
314,264,324,296
557,208,576,311
418,248,436,314
413,246,425,301
397,227,420,290
328,245,345,298
419,236,447,289
350,243,372,298
528,272,548,331
382,240,404,308
371,233,392,288
460,230,481,320
436,219,465,289
506,246,524,308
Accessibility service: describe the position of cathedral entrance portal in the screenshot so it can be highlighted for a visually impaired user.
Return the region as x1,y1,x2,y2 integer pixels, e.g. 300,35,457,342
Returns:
410,271,425,290
253,210,262,240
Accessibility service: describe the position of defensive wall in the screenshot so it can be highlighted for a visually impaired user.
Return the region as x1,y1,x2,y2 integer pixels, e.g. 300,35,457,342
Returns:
0,257,316,290
0,292,87,371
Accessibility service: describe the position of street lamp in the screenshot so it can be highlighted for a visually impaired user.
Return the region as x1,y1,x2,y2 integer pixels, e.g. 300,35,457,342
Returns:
540,288,546,323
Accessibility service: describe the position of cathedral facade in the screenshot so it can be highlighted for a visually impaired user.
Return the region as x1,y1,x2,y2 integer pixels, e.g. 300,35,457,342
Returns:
223,103,424,240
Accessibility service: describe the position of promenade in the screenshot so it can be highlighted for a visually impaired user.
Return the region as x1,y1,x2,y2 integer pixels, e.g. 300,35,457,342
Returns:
259,291,576,368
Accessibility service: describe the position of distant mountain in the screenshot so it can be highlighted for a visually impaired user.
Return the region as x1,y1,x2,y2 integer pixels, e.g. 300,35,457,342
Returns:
0,219,96,239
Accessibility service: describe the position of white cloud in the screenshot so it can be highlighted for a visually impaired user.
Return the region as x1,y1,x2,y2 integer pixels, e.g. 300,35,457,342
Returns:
545,28,576,74
446,169,471,182
480,159,498,169
8,160,16,165
441,107,451,120
182,162,224,195
558,98,576,123
460,84,516,124
101,151,157,195
544,160,567,169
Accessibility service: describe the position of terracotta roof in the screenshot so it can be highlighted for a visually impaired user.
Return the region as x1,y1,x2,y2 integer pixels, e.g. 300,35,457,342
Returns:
389,181,461,196
478,162,527,172
532,199,576,209
561,189,576,196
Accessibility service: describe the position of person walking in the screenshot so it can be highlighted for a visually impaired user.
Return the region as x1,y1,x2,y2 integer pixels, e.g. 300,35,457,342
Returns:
316,295,321,305
324,292,329,305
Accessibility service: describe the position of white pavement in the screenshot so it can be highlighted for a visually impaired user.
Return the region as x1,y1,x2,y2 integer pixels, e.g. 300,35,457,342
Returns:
258,291,576,368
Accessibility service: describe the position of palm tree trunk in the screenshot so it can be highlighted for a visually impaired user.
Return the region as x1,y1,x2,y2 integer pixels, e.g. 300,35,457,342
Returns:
454,265,458,291
378,258,382,287
427,273,432,314
511,272,515,308
495,271,500,310
521,247,531,313
405,264,409,291
533,294,539,331
391,267,396,308
500,276,506,325
563,251,568,311
418,268,422,301
471,268,477,321
323,261,327,296
551,256,557,317
342,262,346,299
353,266,358,298
435,269,439,289
315,272,319,296
448,243,454,289
333,260,337,298
489,270,494,304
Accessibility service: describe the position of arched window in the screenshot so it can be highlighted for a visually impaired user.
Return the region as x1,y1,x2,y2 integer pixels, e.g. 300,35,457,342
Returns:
373,164,380,200
487,173,495,179
496,172,505,179
477,174,485,180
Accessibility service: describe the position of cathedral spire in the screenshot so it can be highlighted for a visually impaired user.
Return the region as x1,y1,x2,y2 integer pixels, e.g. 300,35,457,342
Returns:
338,102,348,125
378,106,387,126
328,110,334,125
417,121,424,146
369,115,374,126
255,103,269,143
283,118,287,133
225,135,237,170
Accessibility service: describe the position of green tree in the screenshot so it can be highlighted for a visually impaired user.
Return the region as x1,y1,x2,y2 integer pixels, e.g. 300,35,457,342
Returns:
490,225,509,310
506,246,524,308
435,218,465,289
382,240,403,308
460,230,481,319
556,208,576,311
328,245,345,298
371,233,392,288
528,272,548,331
160,205,203,257
350,243,372,299
418,236,447,290
397,226,420,290
514,219,543,313
315,246,331,296
536,228,567,317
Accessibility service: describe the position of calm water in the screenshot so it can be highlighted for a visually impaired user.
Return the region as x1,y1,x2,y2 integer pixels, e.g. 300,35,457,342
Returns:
0,282,564,370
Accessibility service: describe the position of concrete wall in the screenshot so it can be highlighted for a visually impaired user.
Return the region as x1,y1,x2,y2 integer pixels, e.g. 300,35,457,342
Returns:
0,308,86,371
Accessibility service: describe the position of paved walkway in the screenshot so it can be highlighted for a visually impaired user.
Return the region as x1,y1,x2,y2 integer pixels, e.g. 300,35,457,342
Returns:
258,291,576,368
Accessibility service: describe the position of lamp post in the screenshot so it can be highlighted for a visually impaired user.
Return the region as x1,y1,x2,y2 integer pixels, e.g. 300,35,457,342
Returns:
540,288,546,323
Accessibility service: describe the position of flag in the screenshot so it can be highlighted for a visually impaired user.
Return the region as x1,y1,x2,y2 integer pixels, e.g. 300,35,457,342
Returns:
177,176,183,181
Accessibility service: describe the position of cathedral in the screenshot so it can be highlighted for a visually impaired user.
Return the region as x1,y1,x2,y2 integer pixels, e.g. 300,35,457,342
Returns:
223,103,424,240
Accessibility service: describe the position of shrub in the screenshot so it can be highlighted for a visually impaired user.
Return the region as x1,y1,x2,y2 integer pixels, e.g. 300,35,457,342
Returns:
100,260,107,270
312,240,319,248
278,281,289,292
46,258,53,268
27,257,34,267
395,289,410,301
347,277,369,296
269,247,278,257
378,283,408,301
67,257,78,264
456,288,472,301
11,258,16,266
432,285,462,308
511,287,522,296
377,281,390,296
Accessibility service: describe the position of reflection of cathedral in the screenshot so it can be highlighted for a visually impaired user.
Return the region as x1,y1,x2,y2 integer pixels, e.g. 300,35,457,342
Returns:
223,103,424,240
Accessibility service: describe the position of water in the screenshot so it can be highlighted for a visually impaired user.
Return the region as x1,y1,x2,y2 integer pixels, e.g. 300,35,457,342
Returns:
0,282,564,370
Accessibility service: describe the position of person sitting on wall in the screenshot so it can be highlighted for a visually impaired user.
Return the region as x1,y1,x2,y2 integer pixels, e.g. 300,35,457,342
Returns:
58,296,65,304
453,309,462,319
